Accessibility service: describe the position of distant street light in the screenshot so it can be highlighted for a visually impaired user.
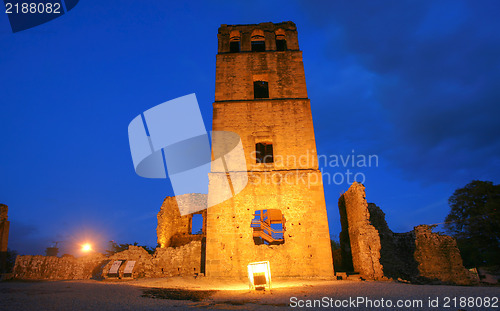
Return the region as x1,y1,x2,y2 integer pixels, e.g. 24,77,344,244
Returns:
81,243,92,253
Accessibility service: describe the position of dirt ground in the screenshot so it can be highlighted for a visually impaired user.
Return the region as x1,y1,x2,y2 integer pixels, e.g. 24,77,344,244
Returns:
0,277,498,310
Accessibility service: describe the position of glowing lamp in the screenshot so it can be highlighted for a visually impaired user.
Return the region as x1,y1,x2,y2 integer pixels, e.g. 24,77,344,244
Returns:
81,243,92,253
247,261,271,290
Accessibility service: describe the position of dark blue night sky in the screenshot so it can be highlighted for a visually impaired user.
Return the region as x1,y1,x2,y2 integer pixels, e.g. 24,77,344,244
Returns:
1,0,499,255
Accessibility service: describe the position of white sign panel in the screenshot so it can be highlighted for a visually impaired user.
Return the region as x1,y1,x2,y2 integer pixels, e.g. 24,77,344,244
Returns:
109,260,123,274
123,261,136,274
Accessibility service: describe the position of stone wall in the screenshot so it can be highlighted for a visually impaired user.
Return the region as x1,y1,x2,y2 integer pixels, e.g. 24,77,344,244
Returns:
339,182,473,285
414,225,472,285
216,22,303,102
151,241,202,277
13,242,202,280
367,203,418,281
338,184,384,280
0,204,10,273
218,22,299,54
206,170,334,279
206,22,334,279
13,253,107,280
157,194,207,248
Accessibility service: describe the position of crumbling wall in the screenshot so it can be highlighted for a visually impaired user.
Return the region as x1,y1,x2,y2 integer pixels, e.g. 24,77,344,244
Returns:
157,194,207,248
151,241,202,276
0,204,10,273
338,183,384,280
339,182,473,285
367,203,418,281
13,243,203,280
13,253,107,280
414,225,472,285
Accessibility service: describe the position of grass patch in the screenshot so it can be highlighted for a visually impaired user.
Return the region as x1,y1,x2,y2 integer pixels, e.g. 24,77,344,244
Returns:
141,288,217,301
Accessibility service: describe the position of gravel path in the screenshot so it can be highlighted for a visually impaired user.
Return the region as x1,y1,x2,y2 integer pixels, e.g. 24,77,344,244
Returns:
0,278,498,310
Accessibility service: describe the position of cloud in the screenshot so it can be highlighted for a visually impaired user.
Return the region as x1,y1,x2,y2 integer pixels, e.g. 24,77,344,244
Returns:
302,0,500,183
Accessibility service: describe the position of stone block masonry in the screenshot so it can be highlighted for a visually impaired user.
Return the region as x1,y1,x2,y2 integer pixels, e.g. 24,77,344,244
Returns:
413,225,473,285
205,22,334,279
0,204,9,273
157,193,207,248
13,243,202,280
338,182,474,285
13,253,107,280
338,184,384,280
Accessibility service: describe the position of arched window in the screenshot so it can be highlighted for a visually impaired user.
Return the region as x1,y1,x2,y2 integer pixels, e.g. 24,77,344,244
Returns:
251,29,265,52
275,29,287,51
229,30,240,53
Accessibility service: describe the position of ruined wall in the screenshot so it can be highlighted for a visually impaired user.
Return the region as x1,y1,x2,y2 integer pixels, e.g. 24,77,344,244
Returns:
0,204,8,252
207,171,333,278
339,182,473,285
338,183,385,280
0,204,9,273
367,203,418,281
13,242,202,280
206,22,334,279
13,253,107,280
157,194,207,248
413,225,472,285
151,241,202,277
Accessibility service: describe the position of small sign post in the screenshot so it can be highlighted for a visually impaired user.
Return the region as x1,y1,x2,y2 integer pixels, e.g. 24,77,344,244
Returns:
108,260,123,278
123,261,136,278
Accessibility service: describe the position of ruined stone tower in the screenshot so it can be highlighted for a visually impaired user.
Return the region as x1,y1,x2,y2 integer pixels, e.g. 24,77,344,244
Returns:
205,22,334,278
0,204,9,273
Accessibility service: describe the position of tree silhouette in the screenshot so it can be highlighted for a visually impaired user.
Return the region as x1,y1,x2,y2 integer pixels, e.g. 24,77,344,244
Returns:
106,241,155,255
444,180,500,267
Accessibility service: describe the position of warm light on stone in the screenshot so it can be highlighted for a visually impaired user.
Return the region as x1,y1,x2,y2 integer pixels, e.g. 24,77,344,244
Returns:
205,21,334,279
247,261,272,290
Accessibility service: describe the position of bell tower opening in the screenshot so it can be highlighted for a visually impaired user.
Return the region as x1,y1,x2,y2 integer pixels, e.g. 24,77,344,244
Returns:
229,30,240,53
251,29,266,52
275,29,287,51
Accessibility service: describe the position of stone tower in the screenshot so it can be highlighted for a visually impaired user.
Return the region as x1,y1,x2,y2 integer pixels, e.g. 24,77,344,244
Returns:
205,22,334,278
